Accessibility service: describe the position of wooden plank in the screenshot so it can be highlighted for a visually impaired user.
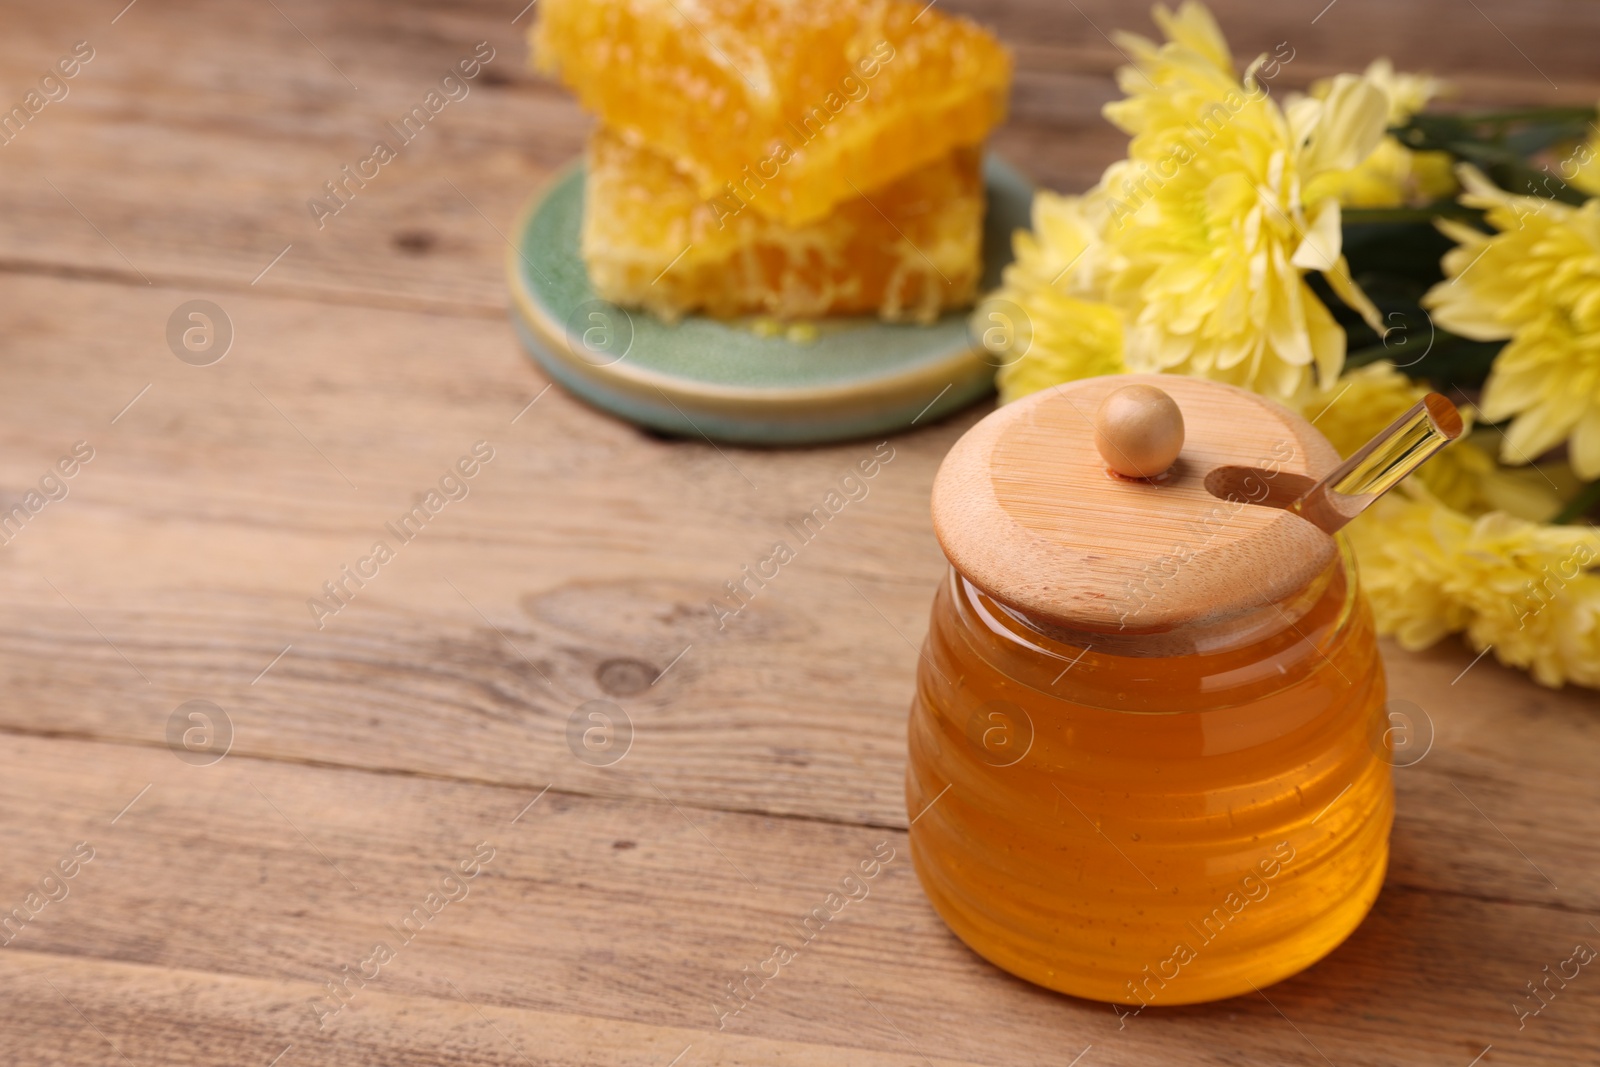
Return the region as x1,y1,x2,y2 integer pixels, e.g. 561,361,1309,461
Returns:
0,270,968,830
1,951,998,1067
2,733,1596,1067
986,0,1600,94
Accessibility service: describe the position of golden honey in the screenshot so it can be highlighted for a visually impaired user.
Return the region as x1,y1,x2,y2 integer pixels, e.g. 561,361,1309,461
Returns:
533,0,1011,227
581,129,983,323
906,542,1392,1006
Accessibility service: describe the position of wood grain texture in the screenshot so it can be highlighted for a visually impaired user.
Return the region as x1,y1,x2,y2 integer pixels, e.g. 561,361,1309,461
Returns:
932,374,1341,635
1,733,1597,1067
1,0,1598,1064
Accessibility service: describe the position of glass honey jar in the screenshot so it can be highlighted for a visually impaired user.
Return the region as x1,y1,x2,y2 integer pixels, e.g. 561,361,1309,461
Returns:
907,373,1460,1008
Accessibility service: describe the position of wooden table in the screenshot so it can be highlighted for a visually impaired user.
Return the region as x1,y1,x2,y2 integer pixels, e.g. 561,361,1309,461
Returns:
2,2,1597,1064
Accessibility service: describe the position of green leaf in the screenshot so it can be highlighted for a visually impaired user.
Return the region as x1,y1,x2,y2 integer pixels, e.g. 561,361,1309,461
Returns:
1340,202,1481,225
1552,480,1600,525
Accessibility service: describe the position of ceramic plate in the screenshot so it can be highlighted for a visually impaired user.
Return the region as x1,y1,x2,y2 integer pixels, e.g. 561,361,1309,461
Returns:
506,155,1033,444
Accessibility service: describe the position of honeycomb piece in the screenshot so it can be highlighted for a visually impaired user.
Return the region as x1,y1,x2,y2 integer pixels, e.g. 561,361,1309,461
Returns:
581,128,983,324
534,0,1010,227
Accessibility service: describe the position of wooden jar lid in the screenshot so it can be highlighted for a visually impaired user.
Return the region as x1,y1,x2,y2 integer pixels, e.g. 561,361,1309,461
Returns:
931,375,1342,637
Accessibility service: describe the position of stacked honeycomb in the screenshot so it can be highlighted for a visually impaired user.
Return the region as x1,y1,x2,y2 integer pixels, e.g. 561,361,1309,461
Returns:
533,0,1011,324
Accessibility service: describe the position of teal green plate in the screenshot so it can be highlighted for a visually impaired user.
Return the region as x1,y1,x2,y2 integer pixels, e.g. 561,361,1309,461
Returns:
507,155,1033,445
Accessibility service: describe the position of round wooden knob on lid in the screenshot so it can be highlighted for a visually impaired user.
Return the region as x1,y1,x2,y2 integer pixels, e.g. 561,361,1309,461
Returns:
930,375,1343,638
1095,384,1185,478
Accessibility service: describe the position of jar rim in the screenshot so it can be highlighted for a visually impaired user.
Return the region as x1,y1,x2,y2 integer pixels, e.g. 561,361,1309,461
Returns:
950,537,1362,692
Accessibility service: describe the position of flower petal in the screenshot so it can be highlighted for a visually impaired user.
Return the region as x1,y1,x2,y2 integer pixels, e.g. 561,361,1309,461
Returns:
1299,73,1389,177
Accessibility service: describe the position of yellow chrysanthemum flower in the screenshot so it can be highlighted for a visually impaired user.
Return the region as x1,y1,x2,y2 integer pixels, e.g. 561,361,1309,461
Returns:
1094,2,1388,403
983,3,1404,408
1423,164,1600,477
987,289,1126,405
976,191,1128,404
1307,59,1456,208
1348,495,1600,688
1301,362,1599,688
